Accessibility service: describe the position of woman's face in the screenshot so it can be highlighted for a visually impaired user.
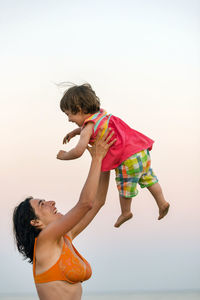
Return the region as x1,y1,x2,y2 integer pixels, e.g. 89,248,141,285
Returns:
30,199,62,228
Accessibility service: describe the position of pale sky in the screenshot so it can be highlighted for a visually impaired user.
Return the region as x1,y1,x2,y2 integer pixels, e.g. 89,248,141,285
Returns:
0,0,200,295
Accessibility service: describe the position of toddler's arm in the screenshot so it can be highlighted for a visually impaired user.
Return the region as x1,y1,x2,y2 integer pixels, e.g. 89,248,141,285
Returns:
57,123,94,160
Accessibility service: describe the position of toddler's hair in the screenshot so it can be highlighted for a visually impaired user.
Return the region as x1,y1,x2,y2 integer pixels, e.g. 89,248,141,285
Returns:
60,83,100,114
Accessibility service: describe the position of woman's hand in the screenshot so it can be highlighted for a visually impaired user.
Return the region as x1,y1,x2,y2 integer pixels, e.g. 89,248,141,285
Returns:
87,128,116,159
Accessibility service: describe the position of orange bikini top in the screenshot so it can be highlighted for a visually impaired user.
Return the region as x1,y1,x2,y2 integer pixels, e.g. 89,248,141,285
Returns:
33,235,92,284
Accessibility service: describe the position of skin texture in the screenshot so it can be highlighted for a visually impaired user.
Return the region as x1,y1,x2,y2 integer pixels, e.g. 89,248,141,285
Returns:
31,129,115,300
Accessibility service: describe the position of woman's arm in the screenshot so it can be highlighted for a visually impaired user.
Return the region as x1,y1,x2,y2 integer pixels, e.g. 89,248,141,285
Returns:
41,128,115,242
69,171,110,240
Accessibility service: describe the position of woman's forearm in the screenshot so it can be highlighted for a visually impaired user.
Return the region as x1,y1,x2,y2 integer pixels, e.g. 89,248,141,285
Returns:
70,171,110,239
78,156,102,207
95,171,110,207
78,129,115,207
68,129,116,239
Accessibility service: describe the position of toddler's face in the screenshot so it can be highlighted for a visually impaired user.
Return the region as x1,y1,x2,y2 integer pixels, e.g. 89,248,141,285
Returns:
64,110,86,127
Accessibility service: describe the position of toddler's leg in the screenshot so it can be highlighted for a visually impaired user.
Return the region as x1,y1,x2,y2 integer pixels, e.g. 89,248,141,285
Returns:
147,182,170,220
114,195,133,228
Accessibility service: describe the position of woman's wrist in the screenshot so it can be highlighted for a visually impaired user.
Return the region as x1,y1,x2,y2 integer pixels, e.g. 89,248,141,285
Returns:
92,155,103,164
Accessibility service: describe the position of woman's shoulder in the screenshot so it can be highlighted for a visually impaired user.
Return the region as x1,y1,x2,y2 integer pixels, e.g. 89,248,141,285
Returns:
35,232,64,260
64,231,73,241
36,228,64,248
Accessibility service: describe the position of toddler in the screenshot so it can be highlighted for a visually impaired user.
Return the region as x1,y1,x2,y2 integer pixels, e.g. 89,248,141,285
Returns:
57,83,169,227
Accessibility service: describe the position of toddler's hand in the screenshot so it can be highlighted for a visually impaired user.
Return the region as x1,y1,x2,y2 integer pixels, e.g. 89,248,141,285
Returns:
63,131,75,144
63,134,70,144
63,128,81,144
57,150,67,160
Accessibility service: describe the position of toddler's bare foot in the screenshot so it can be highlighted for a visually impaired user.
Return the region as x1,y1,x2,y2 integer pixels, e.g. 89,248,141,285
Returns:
114,212,133,228
158,202,170,220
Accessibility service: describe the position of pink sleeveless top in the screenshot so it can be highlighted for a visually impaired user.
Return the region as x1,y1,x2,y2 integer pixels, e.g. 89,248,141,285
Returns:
83,109,154,172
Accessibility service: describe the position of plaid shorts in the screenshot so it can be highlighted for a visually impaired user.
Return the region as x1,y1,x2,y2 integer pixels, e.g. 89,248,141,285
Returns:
115,149,158,198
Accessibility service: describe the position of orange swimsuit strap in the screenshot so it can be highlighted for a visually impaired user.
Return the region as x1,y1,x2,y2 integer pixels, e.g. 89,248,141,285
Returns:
33,235,92,284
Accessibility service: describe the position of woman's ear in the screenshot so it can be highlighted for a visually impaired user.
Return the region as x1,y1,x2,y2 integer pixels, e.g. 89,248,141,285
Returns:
30,219,42,228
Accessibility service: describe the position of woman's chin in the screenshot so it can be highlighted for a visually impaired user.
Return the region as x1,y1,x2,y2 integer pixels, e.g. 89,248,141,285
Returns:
56,212,63,217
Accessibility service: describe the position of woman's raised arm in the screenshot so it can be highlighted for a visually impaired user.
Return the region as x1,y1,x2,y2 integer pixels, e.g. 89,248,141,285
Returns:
40,128,116,242
69,170,110,240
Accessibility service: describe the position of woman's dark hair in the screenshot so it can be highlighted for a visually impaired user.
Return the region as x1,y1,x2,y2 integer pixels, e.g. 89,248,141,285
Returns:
13,197,41,264
60,83,100,114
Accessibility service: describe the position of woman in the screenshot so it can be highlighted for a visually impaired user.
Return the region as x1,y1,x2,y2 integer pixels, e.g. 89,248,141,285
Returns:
13,129,115,300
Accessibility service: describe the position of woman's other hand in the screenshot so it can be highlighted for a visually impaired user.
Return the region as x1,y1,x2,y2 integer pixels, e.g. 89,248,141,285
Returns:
87,128,116,159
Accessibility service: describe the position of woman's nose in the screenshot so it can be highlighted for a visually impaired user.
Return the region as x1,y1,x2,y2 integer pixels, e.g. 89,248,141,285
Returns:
48,201,55,206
